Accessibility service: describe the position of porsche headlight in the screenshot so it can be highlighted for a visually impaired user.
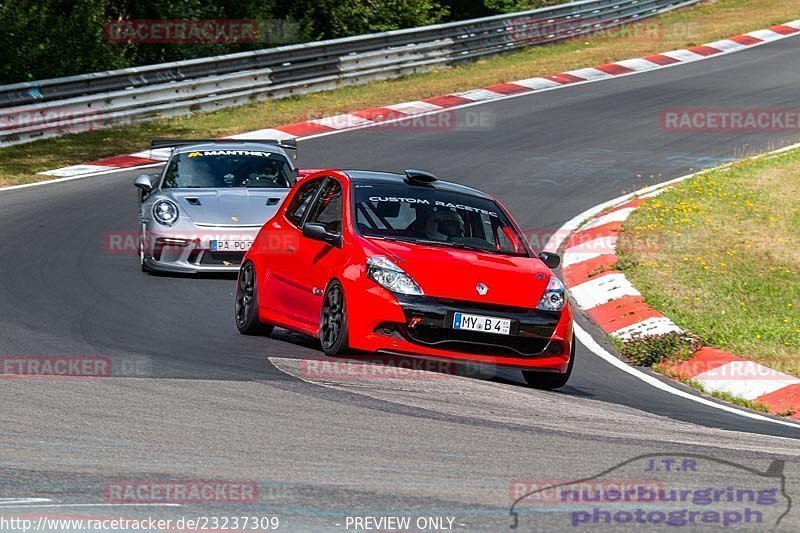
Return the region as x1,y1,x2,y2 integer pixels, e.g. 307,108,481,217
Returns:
153,199,179,226
537,275,566,311
367,256,423,296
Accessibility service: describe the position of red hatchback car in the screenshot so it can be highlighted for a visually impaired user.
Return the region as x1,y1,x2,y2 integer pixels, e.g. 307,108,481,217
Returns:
235,169,574,388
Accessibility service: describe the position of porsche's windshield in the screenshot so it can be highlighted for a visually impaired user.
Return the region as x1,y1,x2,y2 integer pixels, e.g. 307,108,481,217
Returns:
354,183,530,257
162,149,292,189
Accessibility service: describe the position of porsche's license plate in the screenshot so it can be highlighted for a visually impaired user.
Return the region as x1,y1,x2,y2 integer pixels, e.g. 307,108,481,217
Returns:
210,240,252,252
452,312,511,335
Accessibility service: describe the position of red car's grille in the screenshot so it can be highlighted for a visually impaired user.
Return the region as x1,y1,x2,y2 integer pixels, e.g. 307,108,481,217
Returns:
404,324,555,356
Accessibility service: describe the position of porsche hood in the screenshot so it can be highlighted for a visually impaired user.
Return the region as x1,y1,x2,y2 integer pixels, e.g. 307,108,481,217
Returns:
166,189,290,226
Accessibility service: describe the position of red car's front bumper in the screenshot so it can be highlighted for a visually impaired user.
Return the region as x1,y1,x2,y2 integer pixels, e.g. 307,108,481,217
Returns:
345,284,573,372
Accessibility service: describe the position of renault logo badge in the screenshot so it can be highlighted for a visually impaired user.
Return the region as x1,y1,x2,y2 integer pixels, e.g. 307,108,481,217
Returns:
476,283,489,296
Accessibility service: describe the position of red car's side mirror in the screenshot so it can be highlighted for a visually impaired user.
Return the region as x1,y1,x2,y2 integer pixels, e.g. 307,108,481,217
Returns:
539,252,561,269
303,222,342,247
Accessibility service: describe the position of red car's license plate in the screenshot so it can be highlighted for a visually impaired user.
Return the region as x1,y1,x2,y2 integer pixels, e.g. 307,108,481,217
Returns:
452,312,511,335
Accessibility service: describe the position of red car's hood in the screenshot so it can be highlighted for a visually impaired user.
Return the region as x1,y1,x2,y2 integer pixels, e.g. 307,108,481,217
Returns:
364,238,551,308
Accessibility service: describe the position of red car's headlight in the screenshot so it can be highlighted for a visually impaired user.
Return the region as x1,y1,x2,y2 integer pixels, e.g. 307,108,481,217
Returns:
537,276,566,311
366,256,424,296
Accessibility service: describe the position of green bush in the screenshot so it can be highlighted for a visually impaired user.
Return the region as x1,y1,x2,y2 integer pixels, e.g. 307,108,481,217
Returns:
620,332,702,367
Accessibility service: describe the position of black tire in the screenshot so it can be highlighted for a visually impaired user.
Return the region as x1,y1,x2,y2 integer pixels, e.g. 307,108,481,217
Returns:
320,280,349,355
235,261,274,336
522,336,575,390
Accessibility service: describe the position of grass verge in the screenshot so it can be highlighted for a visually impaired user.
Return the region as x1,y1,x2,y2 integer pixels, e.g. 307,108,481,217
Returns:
618,147,800,377
1,0,798,187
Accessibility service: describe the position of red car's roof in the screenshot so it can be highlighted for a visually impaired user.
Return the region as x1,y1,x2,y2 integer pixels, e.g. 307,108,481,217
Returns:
340,170,494,200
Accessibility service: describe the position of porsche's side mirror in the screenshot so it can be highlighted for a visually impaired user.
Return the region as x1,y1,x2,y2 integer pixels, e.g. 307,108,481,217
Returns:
303,222,342,247
539,252,561,269
134,174,155,192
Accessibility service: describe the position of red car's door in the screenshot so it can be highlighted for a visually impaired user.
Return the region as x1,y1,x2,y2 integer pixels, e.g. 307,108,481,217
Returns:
261,177,324,326
290,177,347,329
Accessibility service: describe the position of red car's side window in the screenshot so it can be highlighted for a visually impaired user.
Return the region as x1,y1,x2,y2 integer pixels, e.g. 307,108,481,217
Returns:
285,179,323,227
306,179,343,233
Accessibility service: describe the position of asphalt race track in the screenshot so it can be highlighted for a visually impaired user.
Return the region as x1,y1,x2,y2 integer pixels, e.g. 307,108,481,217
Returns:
1,34,800,531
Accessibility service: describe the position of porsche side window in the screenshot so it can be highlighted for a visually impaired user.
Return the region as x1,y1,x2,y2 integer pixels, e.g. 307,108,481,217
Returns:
286,179,323,226
306,180,343,233
162,157,180,188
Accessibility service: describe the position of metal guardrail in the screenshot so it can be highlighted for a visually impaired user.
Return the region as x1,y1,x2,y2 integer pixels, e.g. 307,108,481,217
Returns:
0,0,698,146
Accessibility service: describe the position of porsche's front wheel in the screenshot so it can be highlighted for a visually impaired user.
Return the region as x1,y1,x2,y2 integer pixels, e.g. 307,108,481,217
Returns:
320,280,349,355
522,336,575,390
235,262,273,336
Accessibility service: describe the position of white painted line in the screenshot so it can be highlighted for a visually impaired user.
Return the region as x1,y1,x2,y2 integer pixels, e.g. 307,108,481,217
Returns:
512,77,561,90
562,235,617,266
693,361,800,400
695,377,798,402
565,68,611,81
660,49,706,62
610,316,682,341
562,249,604,268
384,101,442,115
452,89,505,101
39,164,114,177
130,148,172,161
0,163,163,193
228,128,298,140
614,58,660,71
0,498,53,505
569,273,640,310
581,207,635,230
747,29,784,41
574,324,800,428
705,39,747,53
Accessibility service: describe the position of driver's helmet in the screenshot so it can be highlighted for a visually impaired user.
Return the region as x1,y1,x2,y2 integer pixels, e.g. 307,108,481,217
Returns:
425,208,465,241
249,163,280,184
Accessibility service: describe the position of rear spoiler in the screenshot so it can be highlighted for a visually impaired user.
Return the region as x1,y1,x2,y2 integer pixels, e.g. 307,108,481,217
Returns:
149,138,298,158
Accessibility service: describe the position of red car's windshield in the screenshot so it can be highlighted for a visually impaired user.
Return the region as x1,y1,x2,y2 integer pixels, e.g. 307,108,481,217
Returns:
353,183,529,256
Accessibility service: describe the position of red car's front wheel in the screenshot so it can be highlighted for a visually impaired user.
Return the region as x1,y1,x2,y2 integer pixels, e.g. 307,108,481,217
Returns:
320,280,349,355
522,335,575,389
